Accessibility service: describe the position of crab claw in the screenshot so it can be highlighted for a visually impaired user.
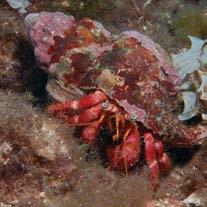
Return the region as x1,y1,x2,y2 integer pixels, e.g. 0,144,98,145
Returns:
80,122,102,144
63,103,103,124
106,128,140,170
47,90,107,114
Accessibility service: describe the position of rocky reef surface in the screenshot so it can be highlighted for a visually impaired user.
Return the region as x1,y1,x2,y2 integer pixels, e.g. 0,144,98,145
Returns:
0,90,153,206
1,0,207,207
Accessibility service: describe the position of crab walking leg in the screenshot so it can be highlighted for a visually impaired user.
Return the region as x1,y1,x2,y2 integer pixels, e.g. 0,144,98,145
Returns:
122,125,135,174
81,122,102,144
112,114,124,141
47,90,107,113
144,133,159,188
58,103,103,124
155,140,171,172
80,115,105,144
106,128,140,170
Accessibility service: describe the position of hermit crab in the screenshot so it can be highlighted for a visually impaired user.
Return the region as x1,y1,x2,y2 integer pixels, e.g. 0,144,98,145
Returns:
25,12,206,187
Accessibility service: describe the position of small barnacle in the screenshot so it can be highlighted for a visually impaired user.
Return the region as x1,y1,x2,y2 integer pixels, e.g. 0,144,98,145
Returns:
101,100,110,110
197,70,207,101
91,27,102,39
97,69,124,91
128,113,138,121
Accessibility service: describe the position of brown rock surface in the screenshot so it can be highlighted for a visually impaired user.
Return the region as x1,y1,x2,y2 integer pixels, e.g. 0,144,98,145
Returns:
0,90,75,206
1,0,207,206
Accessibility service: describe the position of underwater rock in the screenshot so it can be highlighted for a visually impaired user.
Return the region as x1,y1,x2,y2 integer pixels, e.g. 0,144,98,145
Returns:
0,90,76,205
48,169,152,207
0,87,152,207
0,8,26,92
0,6,48,97
1,1,207,206
154,140,207,207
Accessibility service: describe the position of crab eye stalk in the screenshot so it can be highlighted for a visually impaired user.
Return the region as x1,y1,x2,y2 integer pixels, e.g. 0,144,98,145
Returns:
101,101,110,110
128,113,138,121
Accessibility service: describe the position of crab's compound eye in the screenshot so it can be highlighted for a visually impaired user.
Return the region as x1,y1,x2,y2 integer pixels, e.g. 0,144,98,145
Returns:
128,113,138,121
101,101,110,110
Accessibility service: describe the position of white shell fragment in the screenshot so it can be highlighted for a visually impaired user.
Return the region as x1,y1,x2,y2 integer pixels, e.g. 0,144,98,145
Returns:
178,81,199,121
183,188,207,207
178,91,199,121
172,36,207,121
6,0,31,13
201,113,207,121
171,36,207,80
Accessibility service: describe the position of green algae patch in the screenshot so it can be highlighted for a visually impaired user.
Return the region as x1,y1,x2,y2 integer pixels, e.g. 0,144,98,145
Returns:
172,6,207,41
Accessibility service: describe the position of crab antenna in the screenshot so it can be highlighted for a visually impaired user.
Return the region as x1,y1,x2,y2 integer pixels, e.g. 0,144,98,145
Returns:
123,124,136,175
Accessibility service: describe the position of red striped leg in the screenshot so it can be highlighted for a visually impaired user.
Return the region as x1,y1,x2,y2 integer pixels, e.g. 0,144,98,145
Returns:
47,90,107,114
155,140,171,172
144,133,159,189
57,103,103,124
81,122,102,144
